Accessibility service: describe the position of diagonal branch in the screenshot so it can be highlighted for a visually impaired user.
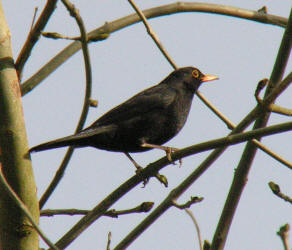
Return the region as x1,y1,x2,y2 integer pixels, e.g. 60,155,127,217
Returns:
210,7,292,250
16,0,58,79
128,0,178,69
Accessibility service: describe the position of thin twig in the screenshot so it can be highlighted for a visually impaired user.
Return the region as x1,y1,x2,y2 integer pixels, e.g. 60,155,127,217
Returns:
21,2,287,95
128,0,178,69
254,78,269,103
269,182,292,204
107,232,112,250
41,202,154,217
198,87,292,170
30,7,39,33
42,31,81,40
0,166,59,250
277,224,290,250
185,209,203,250
255,75,292,116
172,197,203,209
16,0,58,79
39,0,93,209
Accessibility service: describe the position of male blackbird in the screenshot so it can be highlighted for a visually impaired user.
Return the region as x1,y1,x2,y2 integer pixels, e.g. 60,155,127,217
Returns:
30,67,218,161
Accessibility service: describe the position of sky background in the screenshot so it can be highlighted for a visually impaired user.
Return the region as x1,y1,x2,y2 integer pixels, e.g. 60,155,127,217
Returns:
3,1,292,249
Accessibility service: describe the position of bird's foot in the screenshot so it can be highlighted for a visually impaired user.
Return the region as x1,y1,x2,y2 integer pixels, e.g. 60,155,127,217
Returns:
163,147,182,166
135,166,167,187
124,152,168,187
134,167,150,187
141,142,182,166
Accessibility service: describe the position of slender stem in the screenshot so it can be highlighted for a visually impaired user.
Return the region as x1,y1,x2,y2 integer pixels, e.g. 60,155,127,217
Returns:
185,209,203,250
277,224,290,250
128,0,178,69
41,201,154,217
39,0,93,208
16,0,58,78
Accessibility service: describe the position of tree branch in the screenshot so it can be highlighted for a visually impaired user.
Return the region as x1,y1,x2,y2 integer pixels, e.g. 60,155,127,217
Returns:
41,201,154,217
210,6,292,250
277,224,290,250
21,2,287,95
269,182,292,204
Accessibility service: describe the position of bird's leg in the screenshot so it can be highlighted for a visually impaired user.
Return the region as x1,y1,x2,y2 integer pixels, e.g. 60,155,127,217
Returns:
124,152,168,187
141,142,182,166
124,152,142,171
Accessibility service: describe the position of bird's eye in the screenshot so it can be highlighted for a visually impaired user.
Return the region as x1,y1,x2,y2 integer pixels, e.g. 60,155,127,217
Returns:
192,69,199,78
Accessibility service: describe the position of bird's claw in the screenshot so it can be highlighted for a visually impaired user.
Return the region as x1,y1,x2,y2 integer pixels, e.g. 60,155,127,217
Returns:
134,166,150,187
164,147,182,167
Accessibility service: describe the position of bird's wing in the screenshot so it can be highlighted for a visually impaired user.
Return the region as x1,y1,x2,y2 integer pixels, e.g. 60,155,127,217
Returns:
88,84,177,128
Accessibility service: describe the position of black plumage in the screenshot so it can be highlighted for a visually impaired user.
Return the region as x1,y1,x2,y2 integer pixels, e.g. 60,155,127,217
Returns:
29,67,218,155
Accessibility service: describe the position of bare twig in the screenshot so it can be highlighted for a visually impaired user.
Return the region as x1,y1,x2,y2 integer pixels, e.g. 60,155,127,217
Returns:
269,182,292,204
196,91,234,130
41,209,89,216
185,209,203,250
255,78,269,103
30,7,38,33
107,232,112,250
42,31,81,41
255,75,292,116
21,2,287,95
39,0,93,209
16,0,58,79
268,104,292,116
277,224,290,250
41,202,154,217
198,88,292,170
173,197,203,209
128,0,178,69
0,166,58,250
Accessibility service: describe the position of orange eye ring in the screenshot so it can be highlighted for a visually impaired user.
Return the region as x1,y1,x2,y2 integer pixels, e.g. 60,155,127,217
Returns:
192,69,199,78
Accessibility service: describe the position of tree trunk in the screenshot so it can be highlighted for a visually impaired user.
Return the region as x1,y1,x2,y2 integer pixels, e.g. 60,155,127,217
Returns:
0,1,39,249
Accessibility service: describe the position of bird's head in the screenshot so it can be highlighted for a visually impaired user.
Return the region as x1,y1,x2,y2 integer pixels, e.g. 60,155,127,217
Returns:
171,67,219,92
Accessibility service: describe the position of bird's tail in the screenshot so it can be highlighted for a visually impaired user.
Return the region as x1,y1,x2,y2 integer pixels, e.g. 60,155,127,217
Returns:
29,125,116,153
29,134,85,153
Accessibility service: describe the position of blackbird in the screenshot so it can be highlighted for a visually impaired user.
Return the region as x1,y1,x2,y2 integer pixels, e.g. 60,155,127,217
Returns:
30,67,218,162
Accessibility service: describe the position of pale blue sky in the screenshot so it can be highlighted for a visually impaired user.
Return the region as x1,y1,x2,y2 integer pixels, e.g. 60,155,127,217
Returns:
3,1,292,249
